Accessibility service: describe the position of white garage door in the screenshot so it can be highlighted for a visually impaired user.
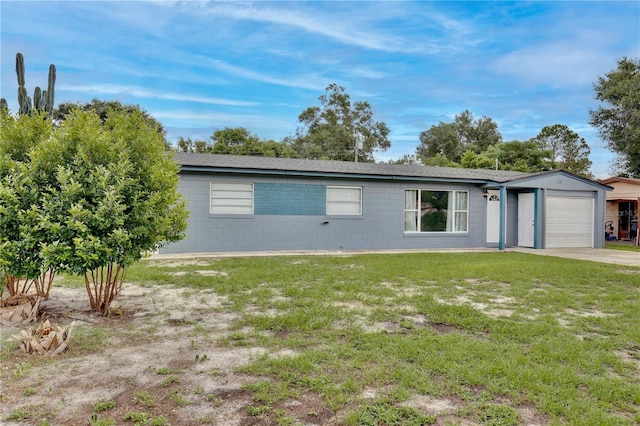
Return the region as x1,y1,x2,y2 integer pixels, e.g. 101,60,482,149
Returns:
545,196,594,248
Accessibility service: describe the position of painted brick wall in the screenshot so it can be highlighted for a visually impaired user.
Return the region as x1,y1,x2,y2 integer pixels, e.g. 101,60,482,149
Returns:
254,183,325,215
161,172,487,253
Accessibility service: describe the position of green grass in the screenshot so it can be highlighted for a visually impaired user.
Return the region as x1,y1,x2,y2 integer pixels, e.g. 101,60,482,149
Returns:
606,242,640,252
123,411,169,426
93,399,116,412
128,252,640,424
133,390,155,408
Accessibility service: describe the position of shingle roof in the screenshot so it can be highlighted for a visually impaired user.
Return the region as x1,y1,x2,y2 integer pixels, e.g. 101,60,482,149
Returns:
600,176,640,186
174,152,532,183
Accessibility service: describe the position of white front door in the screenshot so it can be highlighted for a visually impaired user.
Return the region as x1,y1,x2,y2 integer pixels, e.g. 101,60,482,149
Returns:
486,190,501,243
518,193,535,247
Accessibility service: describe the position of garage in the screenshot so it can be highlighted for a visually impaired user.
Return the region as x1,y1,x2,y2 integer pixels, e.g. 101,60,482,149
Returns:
545,195,594,248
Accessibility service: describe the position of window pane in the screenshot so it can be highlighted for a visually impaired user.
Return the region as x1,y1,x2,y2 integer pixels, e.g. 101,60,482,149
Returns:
211,190,252,198
328,202,361,214
327,187,362,215
455,212,468,232
420,191,448,232
405,190,417,209
211,182,253,214
210,205,252,214
327,187,360,202
404,211,418,231
211,198,253,207
456,192,468,210
211,183,252,192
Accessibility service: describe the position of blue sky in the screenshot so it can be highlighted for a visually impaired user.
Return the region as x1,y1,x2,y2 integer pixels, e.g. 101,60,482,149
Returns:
1,1,638,177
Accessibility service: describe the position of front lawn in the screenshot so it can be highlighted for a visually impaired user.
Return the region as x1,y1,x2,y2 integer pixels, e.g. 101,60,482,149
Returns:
2,252,639,425
129,251,640,425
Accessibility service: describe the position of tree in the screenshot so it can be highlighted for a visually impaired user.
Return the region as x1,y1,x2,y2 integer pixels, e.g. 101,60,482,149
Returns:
384,154,421,165
54,99,172,150
0,53,58,298
177,137,210,153
535,124,592,178
416,122,461,163
210,127,297,157
459,140,556,173
2,108,188,314
177,127,297,157
0,109,57,298
589,57,640,177
292,84,390,162
454,110,502,153
460,150,497,170
416,110,502,164
499,140,556,172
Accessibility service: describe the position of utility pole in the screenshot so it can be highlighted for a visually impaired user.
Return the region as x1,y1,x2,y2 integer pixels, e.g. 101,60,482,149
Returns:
354,130,363,162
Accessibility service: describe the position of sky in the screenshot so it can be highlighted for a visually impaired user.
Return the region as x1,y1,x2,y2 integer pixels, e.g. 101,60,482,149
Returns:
1,1,638,178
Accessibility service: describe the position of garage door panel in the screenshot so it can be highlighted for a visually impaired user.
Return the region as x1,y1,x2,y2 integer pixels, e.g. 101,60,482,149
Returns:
546,196,593,248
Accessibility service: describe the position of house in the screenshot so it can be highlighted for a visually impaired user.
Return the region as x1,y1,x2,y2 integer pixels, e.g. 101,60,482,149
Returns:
160,153,611,254
600,177,639,242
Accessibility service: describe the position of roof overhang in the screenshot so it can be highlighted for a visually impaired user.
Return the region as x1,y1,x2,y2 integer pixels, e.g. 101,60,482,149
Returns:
480,170,613,191
179,165,492,185
606,198,640,202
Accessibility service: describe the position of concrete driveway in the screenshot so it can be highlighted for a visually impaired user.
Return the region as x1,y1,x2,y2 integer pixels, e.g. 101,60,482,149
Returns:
509,247,640,267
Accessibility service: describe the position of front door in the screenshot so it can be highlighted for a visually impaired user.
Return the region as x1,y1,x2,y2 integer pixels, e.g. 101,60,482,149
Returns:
518,193,535,247
486,190,501,243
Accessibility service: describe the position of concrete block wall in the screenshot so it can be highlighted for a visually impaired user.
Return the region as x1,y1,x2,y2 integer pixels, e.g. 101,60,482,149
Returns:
160,172,489,253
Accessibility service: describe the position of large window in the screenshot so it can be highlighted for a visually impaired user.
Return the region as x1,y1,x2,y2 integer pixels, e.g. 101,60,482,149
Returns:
327,186,362,215
404,190,468,232
210,182,253,214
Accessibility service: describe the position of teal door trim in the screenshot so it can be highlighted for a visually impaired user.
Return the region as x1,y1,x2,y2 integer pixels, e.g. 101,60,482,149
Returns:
533,189,541,249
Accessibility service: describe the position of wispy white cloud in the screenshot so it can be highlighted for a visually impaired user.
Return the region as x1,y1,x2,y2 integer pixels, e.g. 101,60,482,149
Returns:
349,67,391,80
59,84,259,106
491,43,607,87
204,58,326,91
162,1,470,54
197,3,408,53
2,0,636,176
154,110,298,137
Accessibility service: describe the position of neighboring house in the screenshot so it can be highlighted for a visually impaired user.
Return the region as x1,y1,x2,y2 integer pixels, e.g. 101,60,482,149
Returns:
160,153,611,254
600,177,640,241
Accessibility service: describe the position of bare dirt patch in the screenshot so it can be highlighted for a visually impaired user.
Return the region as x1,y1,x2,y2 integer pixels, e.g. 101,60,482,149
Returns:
149,259,216,268
0,282,320,425
434,294,516,318
0,273,576,425
170,270,229,277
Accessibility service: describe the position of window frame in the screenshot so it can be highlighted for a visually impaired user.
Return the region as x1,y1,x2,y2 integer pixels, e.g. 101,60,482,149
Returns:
326,186,363,217
403,189,469,233
209,181,254,216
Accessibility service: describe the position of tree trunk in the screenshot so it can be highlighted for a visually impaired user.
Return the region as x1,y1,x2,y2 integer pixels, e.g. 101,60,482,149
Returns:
84,263,125,315
3,268,56,299
4,273,34,297
34,267,56,299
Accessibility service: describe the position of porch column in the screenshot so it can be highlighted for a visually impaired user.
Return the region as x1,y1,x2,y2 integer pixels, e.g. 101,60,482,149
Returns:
499,185,506,250
534,188,541,249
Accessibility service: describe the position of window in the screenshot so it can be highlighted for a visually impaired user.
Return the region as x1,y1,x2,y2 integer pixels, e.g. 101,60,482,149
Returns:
404,190,468,232
327,186,362,215
210,182,253,214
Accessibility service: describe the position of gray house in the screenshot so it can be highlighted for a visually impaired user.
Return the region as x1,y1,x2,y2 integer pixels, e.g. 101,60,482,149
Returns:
161,153,611,254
